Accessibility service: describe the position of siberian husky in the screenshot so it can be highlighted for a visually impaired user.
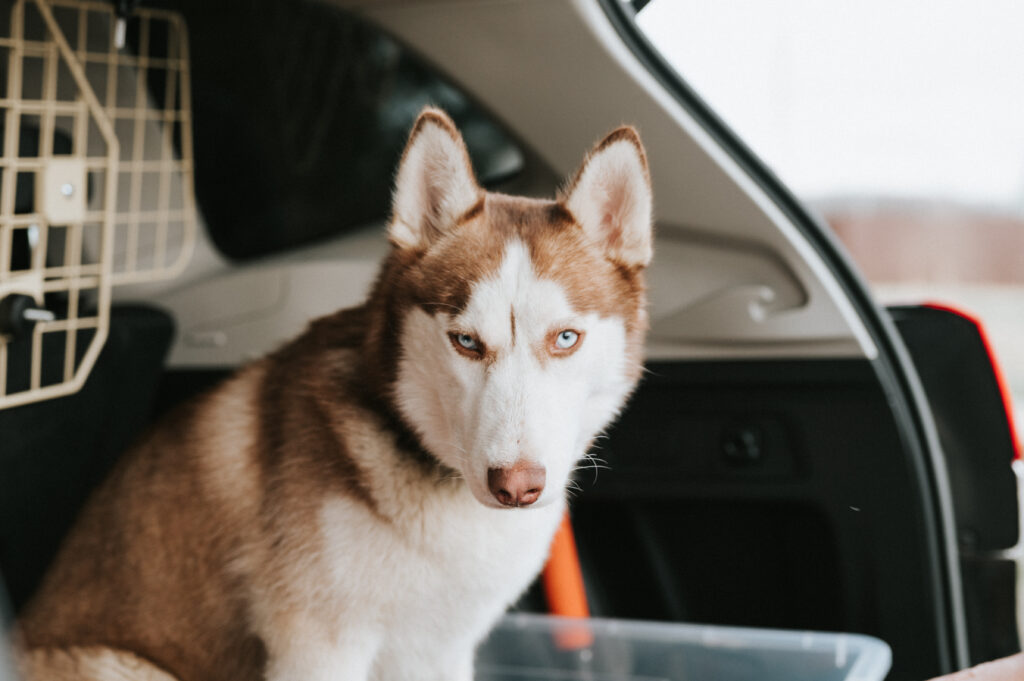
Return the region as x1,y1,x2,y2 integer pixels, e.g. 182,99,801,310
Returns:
16,107,653,681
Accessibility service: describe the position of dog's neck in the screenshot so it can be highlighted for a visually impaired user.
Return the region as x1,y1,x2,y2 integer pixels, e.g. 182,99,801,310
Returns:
298,273,455,480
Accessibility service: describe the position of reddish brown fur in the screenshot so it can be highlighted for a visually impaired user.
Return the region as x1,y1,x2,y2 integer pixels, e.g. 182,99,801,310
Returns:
387,194,645,322
389,107,483,250
558,126,650,206
16,307,440,681
379,192,648,378
17,116,651,681
17,391,268,680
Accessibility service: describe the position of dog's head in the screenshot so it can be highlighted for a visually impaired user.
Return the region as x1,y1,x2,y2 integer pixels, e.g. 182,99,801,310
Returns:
378,108,651,509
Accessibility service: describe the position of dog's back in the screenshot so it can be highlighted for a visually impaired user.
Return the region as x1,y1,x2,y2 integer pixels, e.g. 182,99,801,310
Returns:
17,304,405,675
19,347,291,680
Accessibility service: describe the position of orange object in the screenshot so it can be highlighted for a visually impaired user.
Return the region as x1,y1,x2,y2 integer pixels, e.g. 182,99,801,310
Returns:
542,511,594,648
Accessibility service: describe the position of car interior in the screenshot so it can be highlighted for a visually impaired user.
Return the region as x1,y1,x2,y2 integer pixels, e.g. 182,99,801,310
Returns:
0,1,1020,680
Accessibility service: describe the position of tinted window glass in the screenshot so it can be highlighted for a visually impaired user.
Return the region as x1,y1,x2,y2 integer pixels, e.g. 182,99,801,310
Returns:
154,0,522,260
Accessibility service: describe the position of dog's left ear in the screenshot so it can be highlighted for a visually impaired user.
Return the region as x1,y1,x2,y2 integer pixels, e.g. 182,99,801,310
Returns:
561,127,653,268
389,107,482,251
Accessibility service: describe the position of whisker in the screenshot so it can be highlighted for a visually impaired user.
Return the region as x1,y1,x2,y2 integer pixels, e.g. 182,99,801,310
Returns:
572,452,612,484
564,480,583,500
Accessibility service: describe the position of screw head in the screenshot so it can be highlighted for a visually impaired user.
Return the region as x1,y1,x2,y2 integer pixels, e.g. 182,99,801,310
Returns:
721,423,763,465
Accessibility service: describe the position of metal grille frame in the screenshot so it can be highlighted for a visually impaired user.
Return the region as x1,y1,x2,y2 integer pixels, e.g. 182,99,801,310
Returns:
0,0,195,409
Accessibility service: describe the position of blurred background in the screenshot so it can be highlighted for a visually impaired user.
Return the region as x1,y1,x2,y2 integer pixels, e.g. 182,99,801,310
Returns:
637,0,1024,433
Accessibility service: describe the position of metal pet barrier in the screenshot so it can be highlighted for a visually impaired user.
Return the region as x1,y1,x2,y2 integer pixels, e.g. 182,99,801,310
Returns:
0,0,195,409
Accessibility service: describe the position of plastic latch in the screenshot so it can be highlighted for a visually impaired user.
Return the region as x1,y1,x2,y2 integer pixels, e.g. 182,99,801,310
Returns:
37,158,87,225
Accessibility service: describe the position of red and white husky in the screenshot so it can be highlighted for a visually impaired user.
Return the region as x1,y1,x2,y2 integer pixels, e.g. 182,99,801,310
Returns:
17,108,653,681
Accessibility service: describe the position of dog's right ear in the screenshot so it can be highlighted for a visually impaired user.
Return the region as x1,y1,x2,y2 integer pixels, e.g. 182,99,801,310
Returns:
561,126,653,269
388,108,482,251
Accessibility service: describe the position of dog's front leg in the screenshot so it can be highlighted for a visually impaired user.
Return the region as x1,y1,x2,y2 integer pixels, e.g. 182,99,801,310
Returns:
422,648,475,681
445,652,475,681
263,627,383,681
372,638,475,681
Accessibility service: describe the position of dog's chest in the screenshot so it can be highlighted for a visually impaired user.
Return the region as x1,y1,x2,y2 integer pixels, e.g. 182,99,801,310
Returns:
318,491,563,628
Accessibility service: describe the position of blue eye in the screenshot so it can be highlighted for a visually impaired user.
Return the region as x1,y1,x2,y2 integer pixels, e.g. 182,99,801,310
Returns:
555,330,579,349
449,331,485,358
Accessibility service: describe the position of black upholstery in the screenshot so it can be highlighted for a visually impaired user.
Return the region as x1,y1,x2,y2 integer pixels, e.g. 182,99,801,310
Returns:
568,358,962,681
0,305,174,611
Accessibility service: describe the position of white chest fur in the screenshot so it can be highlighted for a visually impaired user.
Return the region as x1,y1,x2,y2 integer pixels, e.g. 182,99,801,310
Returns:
290,485,564,681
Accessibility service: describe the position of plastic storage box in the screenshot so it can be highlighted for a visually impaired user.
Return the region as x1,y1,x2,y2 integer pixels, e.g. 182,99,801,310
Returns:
476,613,892,681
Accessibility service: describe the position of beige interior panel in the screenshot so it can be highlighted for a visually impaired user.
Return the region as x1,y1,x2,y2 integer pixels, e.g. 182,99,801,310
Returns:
346,0,878,360
147,0,880,370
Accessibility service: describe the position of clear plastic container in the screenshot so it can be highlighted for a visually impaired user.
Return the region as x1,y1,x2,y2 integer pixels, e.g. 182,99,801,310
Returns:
476,613,892,681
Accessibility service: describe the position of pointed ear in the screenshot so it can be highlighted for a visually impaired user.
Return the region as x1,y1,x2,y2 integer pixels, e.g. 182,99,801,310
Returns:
389,107,482,250
560,127,653,268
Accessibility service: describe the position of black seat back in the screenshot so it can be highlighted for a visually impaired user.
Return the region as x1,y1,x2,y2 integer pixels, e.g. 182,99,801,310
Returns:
0,305,174,611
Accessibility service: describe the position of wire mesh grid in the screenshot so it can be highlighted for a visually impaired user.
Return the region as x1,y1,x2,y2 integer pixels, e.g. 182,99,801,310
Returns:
0,0,195,409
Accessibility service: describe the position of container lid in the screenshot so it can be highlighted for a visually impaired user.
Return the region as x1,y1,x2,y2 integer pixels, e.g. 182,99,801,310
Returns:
476,613,892,681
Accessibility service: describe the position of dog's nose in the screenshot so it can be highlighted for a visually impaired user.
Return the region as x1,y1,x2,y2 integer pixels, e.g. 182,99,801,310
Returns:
487,463,546,507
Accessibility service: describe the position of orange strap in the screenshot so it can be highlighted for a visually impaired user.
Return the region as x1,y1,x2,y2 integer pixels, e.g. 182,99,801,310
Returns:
542,511,593,648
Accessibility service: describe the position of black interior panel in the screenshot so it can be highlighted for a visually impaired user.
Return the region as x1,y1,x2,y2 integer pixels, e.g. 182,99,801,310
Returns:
573,500,842,629
147,0,523,261
569,359,955,681
889,305,1018,552
890,304,1021,665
